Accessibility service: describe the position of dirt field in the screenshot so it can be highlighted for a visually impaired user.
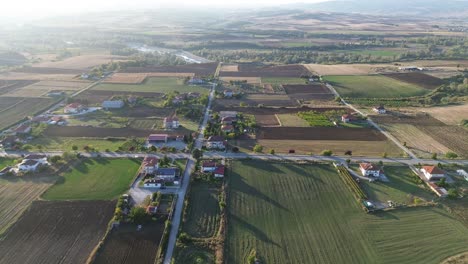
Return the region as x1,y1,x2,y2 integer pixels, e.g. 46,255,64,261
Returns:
104,72,195,84
94,221,166,264
0,175,58,235
257,127,386,141
75,90,163,104
219,76,261,84
0,72,78,81
0,80,38,96
0,97,57,130
220,64,238,72
0,200,115,264
383,72,445,89
276,114,310,127
304,63,393,75
283,83,335,101
220,64,310,77
407,104,468,125
32,55,129,70
216,94,298,107
122,62,218,76
1,80,88,97
13,67,82,75
213,105,349,115
43,125,185,138
255,114,280,126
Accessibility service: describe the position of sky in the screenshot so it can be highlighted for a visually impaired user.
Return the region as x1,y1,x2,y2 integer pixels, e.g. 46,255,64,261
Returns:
0,0,328,19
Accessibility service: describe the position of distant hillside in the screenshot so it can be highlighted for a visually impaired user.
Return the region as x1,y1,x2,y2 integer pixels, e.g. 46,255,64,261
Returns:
293,0,468,16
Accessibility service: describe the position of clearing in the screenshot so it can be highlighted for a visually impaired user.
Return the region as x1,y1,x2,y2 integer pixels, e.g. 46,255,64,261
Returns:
42,158,141,200
227,160,468,264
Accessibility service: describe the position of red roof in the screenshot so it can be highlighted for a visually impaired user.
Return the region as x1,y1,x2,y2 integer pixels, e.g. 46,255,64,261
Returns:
221,125,234,131
202,161,217,168
66,103,83,109
143,156,159,167
423,166,445,175
208,136,224,142
14,124,31,133
214,165,225,175
360,163,380,171
147,134,168,141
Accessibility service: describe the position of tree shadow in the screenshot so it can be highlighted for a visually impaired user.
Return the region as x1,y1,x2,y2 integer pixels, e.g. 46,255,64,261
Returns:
230,214,280,247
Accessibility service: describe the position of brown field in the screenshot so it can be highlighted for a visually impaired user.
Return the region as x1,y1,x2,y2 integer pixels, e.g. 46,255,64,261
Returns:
283,84,335,101
216,94,298,107
220,64,310,77
1,80,88,98
219,76,261,84
0,200,115,264
232,139,401,156
75,91,163,104
409,104,468,125
255,114,280,126
276,114,309,127
121,62,218,76
43,125,185,138
373,114,468,158
0,80,38,96
383,72,445,89
257,127,386,141
304,63,393,75
32,55,129,70
0,72,78,81
0,175,58,235
13,67,82,75
104,72,195,84
94,221,166,264
220,64,238,72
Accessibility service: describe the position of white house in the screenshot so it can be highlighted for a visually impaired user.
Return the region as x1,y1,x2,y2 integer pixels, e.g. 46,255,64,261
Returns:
421,166,445,181
163,117,180,129
223,90,234,98
142,156,159,174
201,161,217,172
102,100,125,109
156,168,178,180
144,179,163,188
206,136,226,149
24,154,48,164
373,105,386,114
64,103,85,114
18,160,41,172
359,163,382,177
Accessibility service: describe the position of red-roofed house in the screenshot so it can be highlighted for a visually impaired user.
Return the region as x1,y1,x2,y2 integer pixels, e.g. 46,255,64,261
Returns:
221,124,234,133
201,161,217,172
142,156,159,174
164,116,180,129
359,163,382,177
14,124,31,134
64,103,85,114
214,165,225,178
147,134,168,144
421,166,445,181
206,136,226,149
341,114,355,123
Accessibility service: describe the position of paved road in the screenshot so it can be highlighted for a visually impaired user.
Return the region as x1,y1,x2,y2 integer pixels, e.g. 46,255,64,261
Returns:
163,81,216,264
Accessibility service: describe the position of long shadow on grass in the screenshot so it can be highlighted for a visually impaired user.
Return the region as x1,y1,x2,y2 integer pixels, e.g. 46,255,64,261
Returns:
230,214,280,247
240,160,285,174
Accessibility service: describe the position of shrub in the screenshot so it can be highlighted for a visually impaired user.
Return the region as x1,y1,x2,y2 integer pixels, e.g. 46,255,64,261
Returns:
431,153,437,160
321,150,333,156
253,144,263,153
445,152,458,159
269,149,275,155
447,188,458,199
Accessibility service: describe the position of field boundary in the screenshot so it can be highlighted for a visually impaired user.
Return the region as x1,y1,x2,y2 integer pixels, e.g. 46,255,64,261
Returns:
155,194,177,264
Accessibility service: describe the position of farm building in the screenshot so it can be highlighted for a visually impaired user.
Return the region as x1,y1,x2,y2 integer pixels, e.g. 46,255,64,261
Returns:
144,179,163,188
341,114,355,123
421,166,445,181
147,134,169,144
142,156,159,174
102,100,125,109
214,165,225,178
31,116,51,124
64,103,85,114
156,167,178,180
221,116,236,124
163,116,180,129
201,161,218,172
221,124,234,133
373,105,386,114
219,111,238,118
206,136,226,149
14,124,32,134
427,182,448,197
359,163,382,177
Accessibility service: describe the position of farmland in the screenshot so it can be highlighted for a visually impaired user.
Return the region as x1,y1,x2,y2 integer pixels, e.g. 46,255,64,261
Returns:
42,126,184,138
254,114,280,127
1,80,89,97
304,63,392,76
219,76,261,84
276,114,309,127
28,136,140,152
257,127,386,140
42,158,141,200
219,64,310,78
410,104,468,125
0,97,58,130
323,75,428,98
75,90,164,104
297,111,335,126
32,54,129,70
103,72,195,84
0,174,58,235
383,72,445,90
94,222,166,264
261,77,306,85
92,77,210,94
227,160,468,264
122,62,218,76
0,200,115,264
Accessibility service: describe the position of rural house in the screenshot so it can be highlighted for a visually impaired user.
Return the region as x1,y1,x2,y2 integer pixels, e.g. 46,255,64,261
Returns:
221,116,236,124
49,116,66,126
206,136,226,149
221,124,234,133
163,116,180,129
144,179,163,188
24,154,48,164
102,100,125,109
359,163,382,177
156,167,178,181
427,182,448,197
373,105,386,114
0,136,19,148
341,114,355,123
421,166,445,181
142,156,159,174
201,161,218,172
214,165,225,178
223,90,234,98
64,103,85,114
14,124,32,135
18,160,41,172
147,134,169,144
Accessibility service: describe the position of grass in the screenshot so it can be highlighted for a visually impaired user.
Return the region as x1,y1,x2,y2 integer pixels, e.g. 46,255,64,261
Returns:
358,165,435,204
29,136,137,152
261,77,306,85
42,158,141,200
0,97,57,131
228,160,468,264
92,77,210,94
335,49,402,57
0,158,15,169
276,114,309,127
323,75,428,98
297,111,334,127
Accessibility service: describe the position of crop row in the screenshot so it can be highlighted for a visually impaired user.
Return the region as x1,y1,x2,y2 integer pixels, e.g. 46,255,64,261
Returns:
336,165,367,200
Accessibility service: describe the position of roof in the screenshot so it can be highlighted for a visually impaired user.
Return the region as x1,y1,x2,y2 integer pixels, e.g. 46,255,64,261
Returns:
32,116,50,122
22,160,39,166
359,163,380,171
374,105,385,110
145,179,164,184
342,114,352,119
50,116,64,122
156,167,178,176
25,154,47,160
164,116,179,122
214,165,225,175
14,124,31,133
221,125,234,131
221,116,236,122
202,161,217,168
423,166,445,175
143,156,158,167
219,111,237,118
66,103,83,109
147,134,168,141
208,135,225,142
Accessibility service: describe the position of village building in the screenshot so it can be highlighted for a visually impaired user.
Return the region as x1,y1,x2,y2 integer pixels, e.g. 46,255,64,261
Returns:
206,136,226,149
0,136,19,148
156,167,178,181
221,116,236,124
201,161,218,172
64,103,85,114
14,124,32,135
421,166,446,181
188,77,204,85
142,156,159,174
373,105,386,114
49,116,66,126
219,111,238,119
24,154,48,164
341,114,355,123
144,179,163,188
18,160,41,172
163,116,180,129
359,163,382,177
31,116,50,124
102,100,125,109
223,90,234,98
221,124,234,133
147,134,169,144
172,95,185,105
214,165,225,178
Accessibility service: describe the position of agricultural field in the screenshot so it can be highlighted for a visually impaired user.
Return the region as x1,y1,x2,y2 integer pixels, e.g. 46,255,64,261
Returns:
383,72,445,90
219,64,310,78
104,72,195,84
219,76,261,84
254,114,280,127
42,126,174,138
275,114,309,127
28,136,141,152
0,172,58,235
297,111,335,126
92,77,210,94
75,90,164,105
0,97,58,130
0,200,115,264
216,94,297,107
0,80,89,97
323,75,429,98
0,80,38,96
94,222,166,264
227,160,468,264
409,104,468,125
42,158,141,200
257,127,386,140
261,77,306,85
32,54,129,70
122,62,218,76
304,63,393,76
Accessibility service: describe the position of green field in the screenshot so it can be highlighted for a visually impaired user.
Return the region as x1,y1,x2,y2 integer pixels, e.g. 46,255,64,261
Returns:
0,158,15,169
42,158,141,200
323,75,428,98
261,77,306,85
276,114,309,127
28,136,140,152
297,111,334,126
0,97,57,130
92,77,210,94
228,160,468,264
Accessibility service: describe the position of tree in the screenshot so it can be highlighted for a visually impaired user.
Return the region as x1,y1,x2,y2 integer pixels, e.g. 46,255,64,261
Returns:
382,152,388,158
150,145,157,152
321,150,333,156
447,188,459,199
129,207,147,224
431,153,437,160
49,155,62,164
192,148,203,160
62,151,75,161
445,152,458,159
437,178,448,188
253,144,263,153
71,145,78,151
269,149,275,155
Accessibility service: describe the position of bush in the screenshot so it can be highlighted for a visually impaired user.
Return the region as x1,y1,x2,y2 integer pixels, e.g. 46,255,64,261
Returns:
269,149,275,155
253,144,263,153
447,188,459,199
232,147,239,152
431,153,437,160
321,150,333,156
49,155,62,164
445,152,458,159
